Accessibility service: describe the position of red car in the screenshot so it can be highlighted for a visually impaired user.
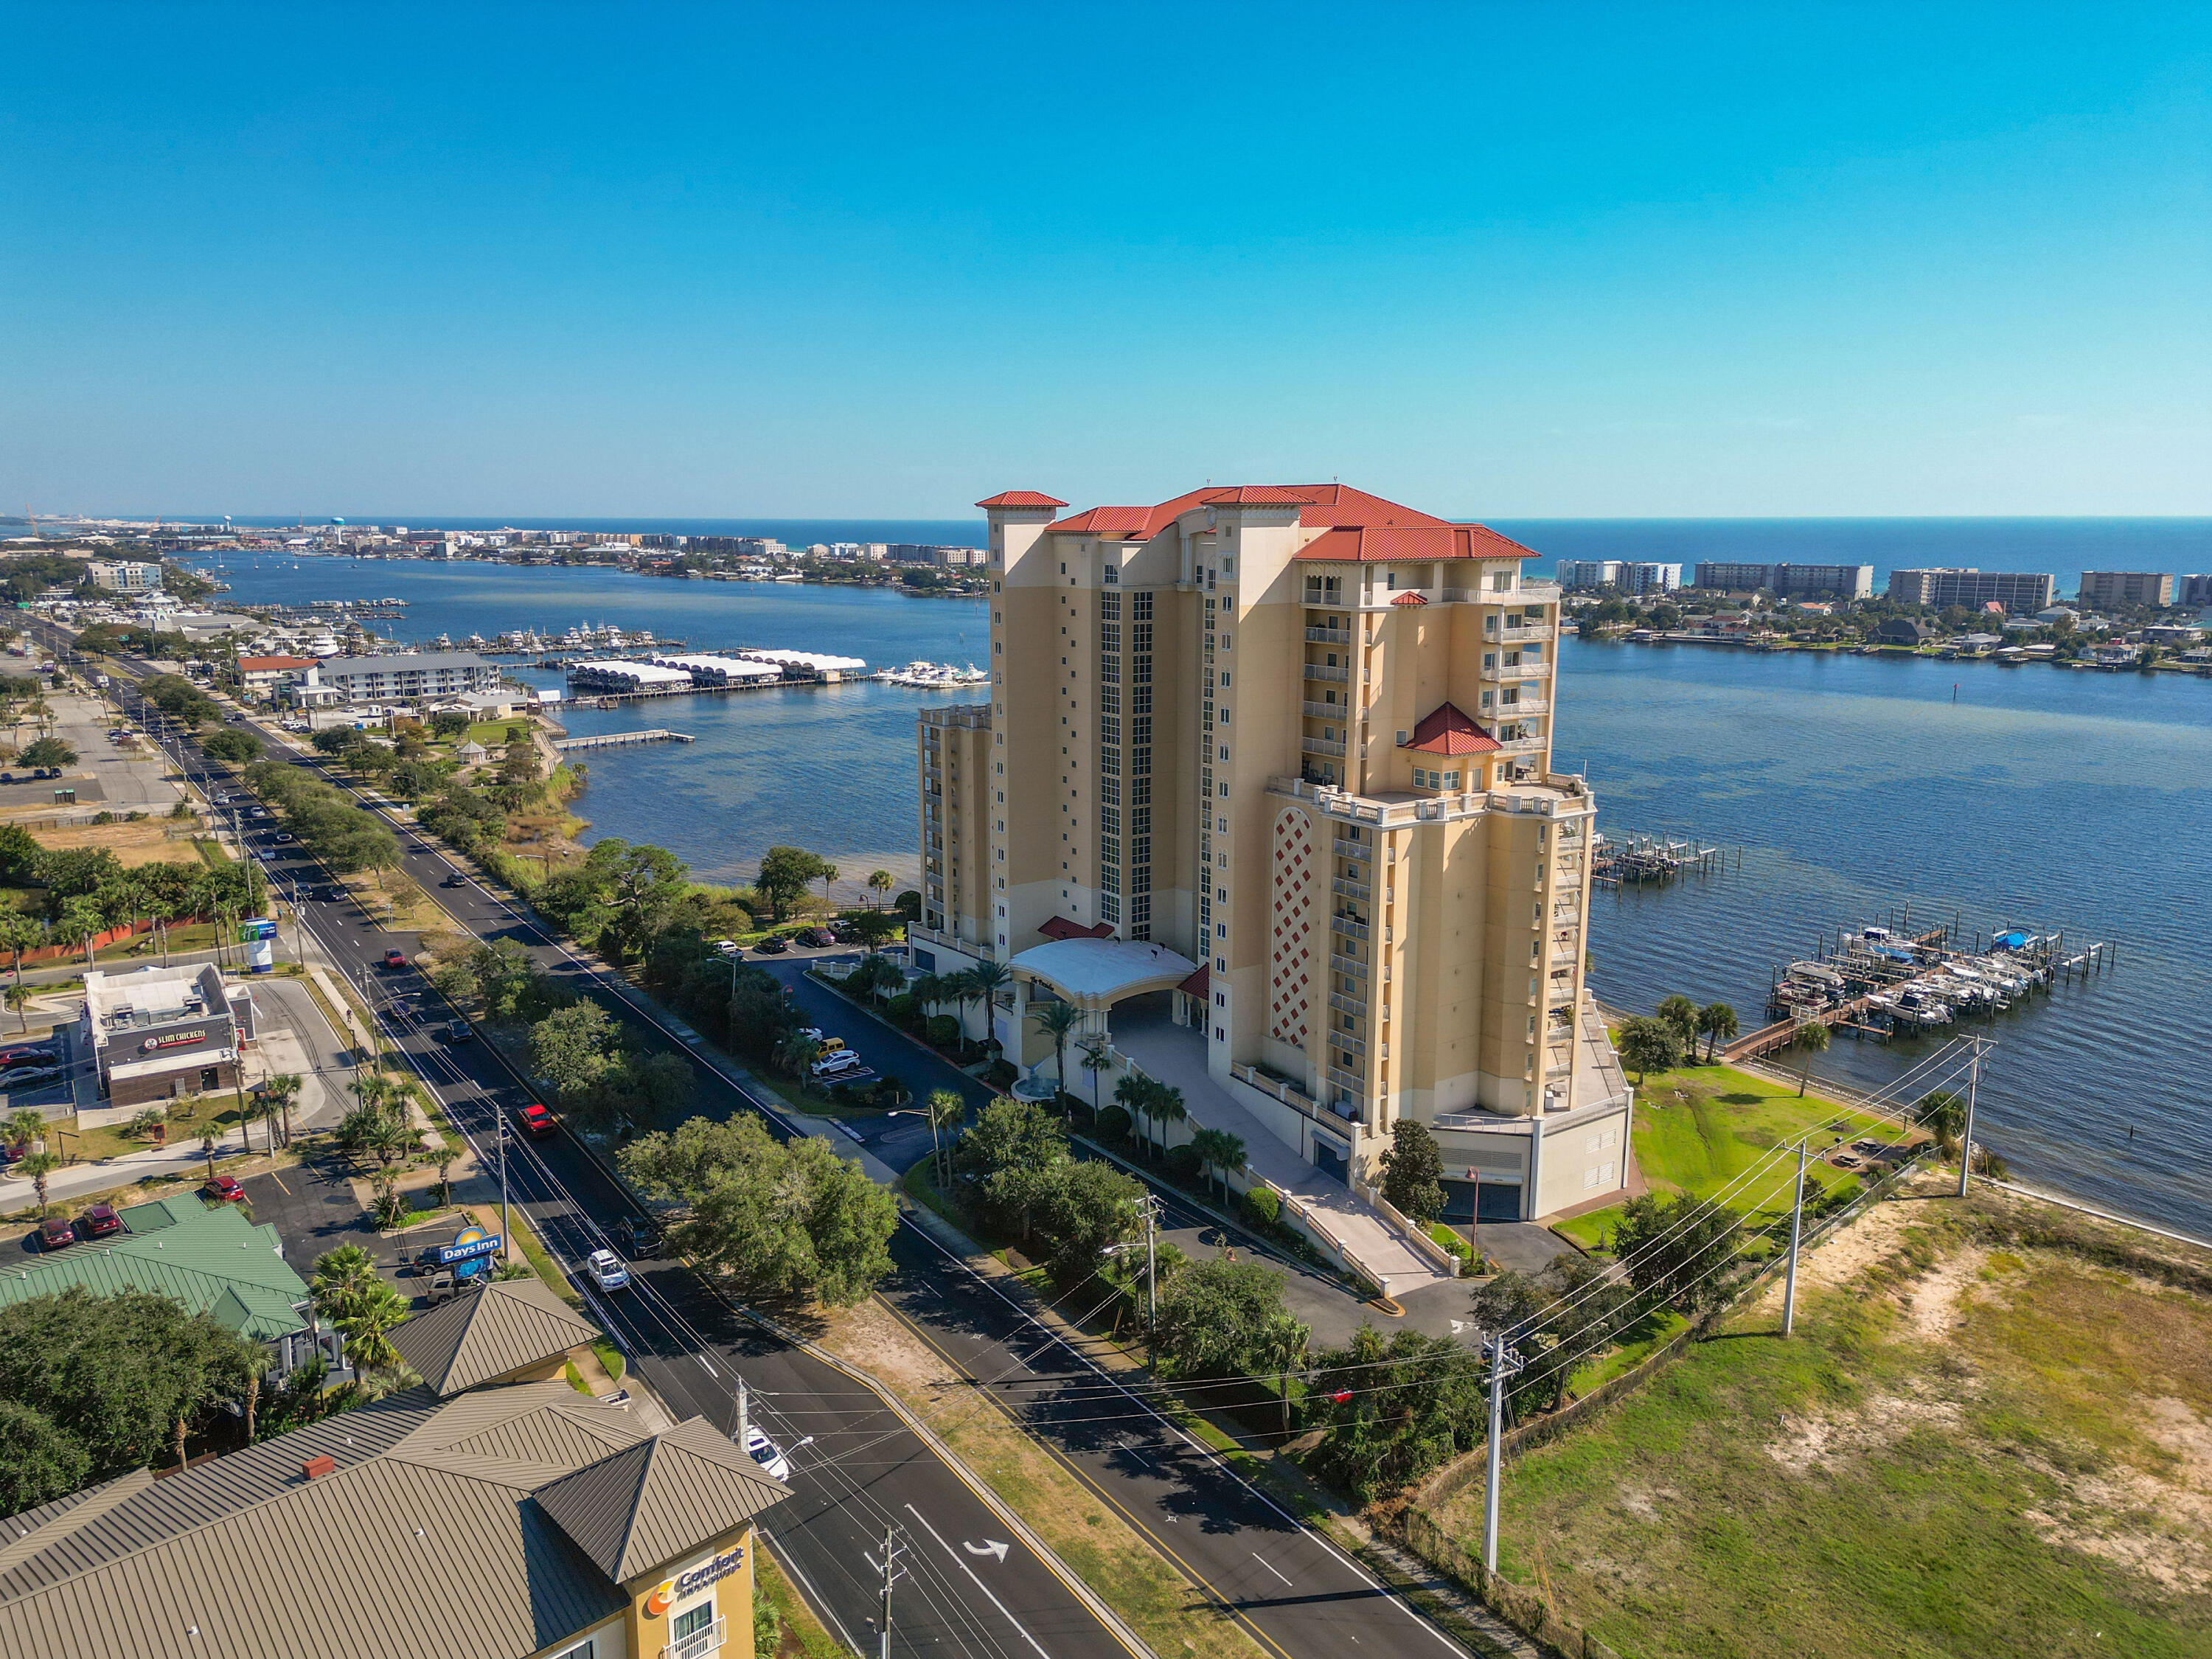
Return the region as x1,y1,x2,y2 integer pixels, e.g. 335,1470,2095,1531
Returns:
381,949,408,971
516,1102,557,1139
0,1047,57,1070
75,1203,122,1239
203,1174,246,1203
37,1215,75,1250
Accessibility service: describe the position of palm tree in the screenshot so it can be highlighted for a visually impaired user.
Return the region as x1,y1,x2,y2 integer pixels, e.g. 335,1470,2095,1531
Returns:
1656,994,1700,1054
1191,1127,1246,1203
1795,1020,1831,1096
55,900,104,969
939,967,980,1056
967,958,1013,1056
1112,1074,1150,1152
1697,1001,1739,1063
0,913,44,989
922,1088,962,1184
1142,1080,1187,1161
1079,1036,1110,1121
1029,998,1085,1116
18,1150,61,1217
3,984,30,1032
4,1106,47,1152
310,1244,408,1374
867,869,894,908
261,1073,303,1149
1261,1315,1310,1437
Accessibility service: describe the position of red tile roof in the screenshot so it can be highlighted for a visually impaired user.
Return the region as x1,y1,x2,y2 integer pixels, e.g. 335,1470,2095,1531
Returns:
1391,591,1429,606
1178,964,1211,997
1038,916,1115,942
1400,703,1502,756
237,655,316,672
1034,484,1540,563
975,490,1068,509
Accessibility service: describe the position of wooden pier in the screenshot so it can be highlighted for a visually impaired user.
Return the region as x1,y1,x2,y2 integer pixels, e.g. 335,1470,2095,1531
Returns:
1592,829,1735,888
552,728,695,751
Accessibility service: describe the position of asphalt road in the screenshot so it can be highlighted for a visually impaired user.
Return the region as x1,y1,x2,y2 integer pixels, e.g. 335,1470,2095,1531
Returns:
69,630,1475,1659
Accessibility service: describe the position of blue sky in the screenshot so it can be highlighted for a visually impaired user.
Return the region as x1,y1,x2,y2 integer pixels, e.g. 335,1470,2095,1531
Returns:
2,2,2206,519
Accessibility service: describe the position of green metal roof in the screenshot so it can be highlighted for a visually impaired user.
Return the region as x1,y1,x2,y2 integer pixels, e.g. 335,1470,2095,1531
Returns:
0,1200,311,1341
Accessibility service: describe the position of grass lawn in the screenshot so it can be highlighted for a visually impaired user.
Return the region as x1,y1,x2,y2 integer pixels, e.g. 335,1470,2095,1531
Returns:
1428,1183,2212,1659
757,1540,849,1659
1552,1060,1904,1251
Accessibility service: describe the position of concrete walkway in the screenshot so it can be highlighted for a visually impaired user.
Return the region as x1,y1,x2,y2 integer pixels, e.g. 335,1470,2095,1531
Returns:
1109,1006,1453,1294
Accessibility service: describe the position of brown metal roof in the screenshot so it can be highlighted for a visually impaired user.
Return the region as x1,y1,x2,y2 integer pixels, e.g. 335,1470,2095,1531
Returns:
389,1276,602,1397
532,1416,789,1585
0,1381,785,1659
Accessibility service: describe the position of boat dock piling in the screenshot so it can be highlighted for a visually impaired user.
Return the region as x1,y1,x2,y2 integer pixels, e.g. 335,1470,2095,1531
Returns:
1591,829,1735,888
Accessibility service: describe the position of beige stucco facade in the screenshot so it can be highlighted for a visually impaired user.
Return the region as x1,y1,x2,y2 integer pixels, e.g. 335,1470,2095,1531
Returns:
913,486,1631,1222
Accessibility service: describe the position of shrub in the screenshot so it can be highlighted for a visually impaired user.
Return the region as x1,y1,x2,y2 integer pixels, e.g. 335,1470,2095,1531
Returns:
1164,1143,1203,1184
886,992,919,1029
925,1014,959,1048
1240,1186,1281,1228
1096,1105,1132,1144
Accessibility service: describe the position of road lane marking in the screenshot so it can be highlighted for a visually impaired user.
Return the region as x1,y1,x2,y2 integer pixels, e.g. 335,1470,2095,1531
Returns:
904,1504,1050,1659
1252,1551,1294,1587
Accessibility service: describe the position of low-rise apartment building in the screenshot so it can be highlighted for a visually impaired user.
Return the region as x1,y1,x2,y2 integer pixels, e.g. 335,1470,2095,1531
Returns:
86,560,163,592
234,653,318,698
2078,570,2176,608
299,650,502,703
1887,568,2056,611
1693,561,1874,599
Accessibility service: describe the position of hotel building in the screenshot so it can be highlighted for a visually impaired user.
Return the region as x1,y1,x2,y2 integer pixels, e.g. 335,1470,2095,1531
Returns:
911,485,1630,1253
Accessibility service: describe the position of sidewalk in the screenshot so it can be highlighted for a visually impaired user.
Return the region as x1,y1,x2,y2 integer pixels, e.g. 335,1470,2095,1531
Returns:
0,1130,248,1211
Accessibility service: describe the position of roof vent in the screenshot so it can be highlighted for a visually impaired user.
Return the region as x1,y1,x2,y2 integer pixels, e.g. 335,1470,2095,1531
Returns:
301,1455,337,1481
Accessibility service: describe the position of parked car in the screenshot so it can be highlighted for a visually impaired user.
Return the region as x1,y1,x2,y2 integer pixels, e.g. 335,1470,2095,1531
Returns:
585,1249,631,1292
754,936,790,955
3,1067,66,1090
614,1216,661,1259
740,1425,792,1482
713,939,740,957
810,1049,863,1079
37,1215,76,1251
516,1102,557,1139
0,1047,58,1069
799,928,836,948
75,1203,122,1239
381,949,408,971
203,1174,246,1203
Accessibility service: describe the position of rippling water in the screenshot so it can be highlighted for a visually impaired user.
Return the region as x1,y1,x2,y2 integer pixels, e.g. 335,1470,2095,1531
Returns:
205,554,2212,1233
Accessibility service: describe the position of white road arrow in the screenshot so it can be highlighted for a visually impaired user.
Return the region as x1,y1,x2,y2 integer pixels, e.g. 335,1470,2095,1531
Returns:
962,1540,1010,1562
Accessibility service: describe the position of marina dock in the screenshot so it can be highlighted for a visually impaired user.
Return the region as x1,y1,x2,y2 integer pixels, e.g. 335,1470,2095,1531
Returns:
552,728,694,751
1592,828,1735,886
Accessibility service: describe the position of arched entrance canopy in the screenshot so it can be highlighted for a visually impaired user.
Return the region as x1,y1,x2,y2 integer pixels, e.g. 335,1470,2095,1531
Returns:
1009,937,1200,1011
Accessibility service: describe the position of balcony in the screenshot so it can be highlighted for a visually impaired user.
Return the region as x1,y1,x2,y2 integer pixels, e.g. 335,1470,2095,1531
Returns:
1331,914,1370,942
1330,953,1368,979
1302,736,1346,759
1491,734,1548,754
1332,837,1371,862
1302,662,1349,684
1495,623,1548,644
1303,700,1354,719
1547,976,1579,1004
1329,991,1366,1018
1486,697,1549,720
663,1619,728,1659
1332,874,1370,902
1479,658,1549,682
1330,1031,1368,1057
1304,625,1353,644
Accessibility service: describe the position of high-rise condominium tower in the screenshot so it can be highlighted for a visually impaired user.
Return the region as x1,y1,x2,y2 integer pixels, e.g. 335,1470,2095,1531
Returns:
913,485,1630,1231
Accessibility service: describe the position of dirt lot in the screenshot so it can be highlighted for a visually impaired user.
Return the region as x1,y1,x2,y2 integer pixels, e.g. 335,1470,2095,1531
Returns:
30,818,204,867
1425,1175,2212,1658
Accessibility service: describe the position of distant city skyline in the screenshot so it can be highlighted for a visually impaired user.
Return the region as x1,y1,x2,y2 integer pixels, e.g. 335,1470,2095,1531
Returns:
2,3,2207,518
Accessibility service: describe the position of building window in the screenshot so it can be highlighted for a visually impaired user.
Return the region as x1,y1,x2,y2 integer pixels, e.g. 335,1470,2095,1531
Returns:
550,1641,596,1659
673,1603,715,1641
1133,591,1153,621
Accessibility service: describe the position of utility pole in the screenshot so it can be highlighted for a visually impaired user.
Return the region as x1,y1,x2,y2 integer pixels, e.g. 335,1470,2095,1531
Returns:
1957,1036,1983,1197
736,1374,750,1451
1481,1333,1523,1573
1142,1193,1159,1340
869,1525,906,1659
498,1124,511,1262
1782,1138,1807,1337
